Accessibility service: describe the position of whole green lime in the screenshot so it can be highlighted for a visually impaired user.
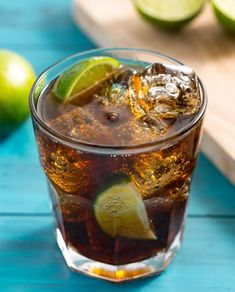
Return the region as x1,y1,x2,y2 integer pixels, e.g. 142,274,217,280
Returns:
0,50,36,138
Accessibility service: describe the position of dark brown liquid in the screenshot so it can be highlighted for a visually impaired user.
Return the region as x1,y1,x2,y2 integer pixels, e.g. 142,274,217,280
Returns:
38,64,201,147
35,63,203,265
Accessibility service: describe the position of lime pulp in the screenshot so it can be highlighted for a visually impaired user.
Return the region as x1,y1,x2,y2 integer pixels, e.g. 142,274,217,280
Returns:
94,180,156,240
52,56,121,104
135,0,205,30
212,0,235,33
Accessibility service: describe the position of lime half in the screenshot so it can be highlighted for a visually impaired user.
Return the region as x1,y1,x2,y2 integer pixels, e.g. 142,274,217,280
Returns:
135,0,205,30
212,0,235,33
94,180,156,240
53,56,121,104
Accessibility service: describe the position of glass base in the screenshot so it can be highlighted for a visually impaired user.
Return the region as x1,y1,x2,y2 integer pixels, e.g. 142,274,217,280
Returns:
56,228,183,283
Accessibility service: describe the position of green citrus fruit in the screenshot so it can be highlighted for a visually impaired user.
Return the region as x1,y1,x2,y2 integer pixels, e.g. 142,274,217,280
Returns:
52,56,121,104
212,0,235,33
0,50,36,138
94,180,156,240
135,0,205,30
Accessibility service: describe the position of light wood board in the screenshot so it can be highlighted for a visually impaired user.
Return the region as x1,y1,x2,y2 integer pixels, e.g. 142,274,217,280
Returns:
73,0,235,185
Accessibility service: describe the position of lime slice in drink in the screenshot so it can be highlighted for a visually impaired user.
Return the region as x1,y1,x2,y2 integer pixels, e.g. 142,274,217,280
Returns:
134,0,205,30
212,0,235,33
53,56,121,104
94,180,156,240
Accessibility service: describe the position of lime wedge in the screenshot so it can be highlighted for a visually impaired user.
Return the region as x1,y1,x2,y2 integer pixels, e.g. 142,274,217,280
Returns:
52,56,121,104
135,0,205,30
212,0,235,33
94,180,156,240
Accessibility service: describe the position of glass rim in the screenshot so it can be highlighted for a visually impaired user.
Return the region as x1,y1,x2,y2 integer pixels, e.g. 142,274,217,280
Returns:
29,47,207,153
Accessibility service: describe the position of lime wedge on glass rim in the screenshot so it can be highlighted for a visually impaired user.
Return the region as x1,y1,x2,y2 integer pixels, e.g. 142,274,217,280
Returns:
94,179,156,240
52,56,121,104
212,0,235,33
134,0,205,30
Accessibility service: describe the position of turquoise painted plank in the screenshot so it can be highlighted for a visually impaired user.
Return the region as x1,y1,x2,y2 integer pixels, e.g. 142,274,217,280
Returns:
0,161,49,214
0,216,234,291
8,49,93,75
0,0,95,48
0,119,36,159
191,157,235,216
0,0,75,29
0,28,95,48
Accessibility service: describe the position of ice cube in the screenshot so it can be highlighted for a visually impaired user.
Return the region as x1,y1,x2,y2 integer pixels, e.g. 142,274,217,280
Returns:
96,68,136,107
144,63,195,78
132,151,191,198
38,139,93,193
165,83,180,98
49,106,113,145
126,62,201,136
48,101,153,146
106,83,129,106
111,116,157,146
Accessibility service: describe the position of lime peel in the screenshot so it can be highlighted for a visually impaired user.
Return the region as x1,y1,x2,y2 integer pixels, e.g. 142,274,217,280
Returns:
52,56,121,104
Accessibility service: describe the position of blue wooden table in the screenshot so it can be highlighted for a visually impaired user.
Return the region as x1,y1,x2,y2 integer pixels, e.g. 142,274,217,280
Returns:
0,0,235,291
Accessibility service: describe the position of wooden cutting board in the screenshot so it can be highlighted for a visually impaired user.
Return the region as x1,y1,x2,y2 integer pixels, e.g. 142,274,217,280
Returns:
73,0,235,185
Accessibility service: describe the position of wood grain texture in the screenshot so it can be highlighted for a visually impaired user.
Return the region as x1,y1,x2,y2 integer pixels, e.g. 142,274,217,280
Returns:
73,0,235,185
1,216,235,292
